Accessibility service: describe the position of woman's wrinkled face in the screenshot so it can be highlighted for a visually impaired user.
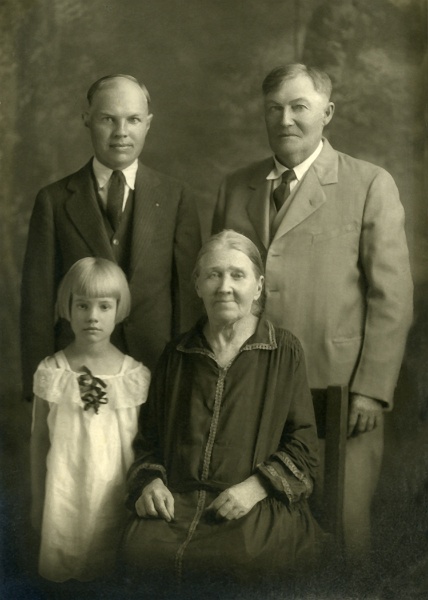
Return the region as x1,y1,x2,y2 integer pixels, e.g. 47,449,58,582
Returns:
195,247,263,326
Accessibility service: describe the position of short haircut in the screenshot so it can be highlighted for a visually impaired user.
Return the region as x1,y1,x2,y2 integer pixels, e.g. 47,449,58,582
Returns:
193,230,265,316
57,257,131,323
86,74,151,109
262,63,332,100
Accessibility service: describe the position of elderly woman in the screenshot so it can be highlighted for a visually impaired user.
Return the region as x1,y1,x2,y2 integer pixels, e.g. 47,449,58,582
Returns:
123,230,321,591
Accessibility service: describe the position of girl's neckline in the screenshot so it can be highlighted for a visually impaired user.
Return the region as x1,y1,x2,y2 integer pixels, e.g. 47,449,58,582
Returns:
58,350,127,377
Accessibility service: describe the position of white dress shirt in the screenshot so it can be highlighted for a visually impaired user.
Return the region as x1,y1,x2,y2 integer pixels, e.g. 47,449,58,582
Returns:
267,140,324,193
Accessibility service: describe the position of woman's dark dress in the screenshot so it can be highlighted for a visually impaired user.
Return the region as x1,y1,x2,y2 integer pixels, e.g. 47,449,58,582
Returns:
123,318,321,585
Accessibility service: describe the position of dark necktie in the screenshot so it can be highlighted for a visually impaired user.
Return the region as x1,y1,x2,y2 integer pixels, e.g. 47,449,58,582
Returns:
273,169,296,212
106,170,125,230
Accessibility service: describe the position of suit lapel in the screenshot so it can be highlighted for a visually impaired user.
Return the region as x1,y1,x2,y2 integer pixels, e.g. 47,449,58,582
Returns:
272,139,339,240
246,159,274,249
65,160,115,259
128,163,162,279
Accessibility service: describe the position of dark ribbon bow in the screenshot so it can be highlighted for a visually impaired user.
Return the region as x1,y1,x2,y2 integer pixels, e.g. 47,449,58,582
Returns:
77,366,108,414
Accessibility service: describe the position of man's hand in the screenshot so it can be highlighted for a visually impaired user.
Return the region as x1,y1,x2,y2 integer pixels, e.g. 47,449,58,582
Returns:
348,393,383,437
205,475,268,521
135,478,175,522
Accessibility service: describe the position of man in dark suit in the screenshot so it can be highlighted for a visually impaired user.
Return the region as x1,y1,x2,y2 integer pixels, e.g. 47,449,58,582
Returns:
213,64,413,558
21,74,201,399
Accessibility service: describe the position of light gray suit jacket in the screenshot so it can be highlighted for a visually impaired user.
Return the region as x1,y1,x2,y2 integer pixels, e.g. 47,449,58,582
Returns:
213,139,413,407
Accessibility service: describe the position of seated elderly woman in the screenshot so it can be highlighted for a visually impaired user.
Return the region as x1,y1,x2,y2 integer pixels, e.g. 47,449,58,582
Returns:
123,230,322,592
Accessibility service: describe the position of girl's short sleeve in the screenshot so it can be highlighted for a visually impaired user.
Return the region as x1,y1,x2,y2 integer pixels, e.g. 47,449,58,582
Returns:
110,363,151,409
33,357,76,404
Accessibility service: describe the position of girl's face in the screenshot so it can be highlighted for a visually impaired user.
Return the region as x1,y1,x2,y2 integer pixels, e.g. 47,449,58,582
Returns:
70,295,118,344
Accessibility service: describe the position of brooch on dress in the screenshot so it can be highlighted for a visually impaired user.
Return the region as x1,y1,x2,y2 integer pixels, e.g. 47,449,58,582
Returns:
77,366,108,414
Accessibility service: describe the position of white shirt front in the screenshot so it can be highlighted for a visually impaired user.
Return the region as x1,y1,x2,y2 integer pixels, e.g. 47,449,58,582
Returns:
267,140,323,193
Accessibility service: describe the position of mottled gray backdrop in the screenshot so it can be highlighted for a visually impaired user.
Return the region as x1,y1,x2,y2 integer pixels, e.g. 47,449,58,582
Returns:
1,0,427,597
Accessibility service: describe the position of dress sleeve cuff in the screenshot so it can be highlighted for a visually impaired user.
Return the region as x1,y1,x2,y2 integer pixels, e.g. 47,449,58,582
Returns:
256,451,313,504
125,463,167,511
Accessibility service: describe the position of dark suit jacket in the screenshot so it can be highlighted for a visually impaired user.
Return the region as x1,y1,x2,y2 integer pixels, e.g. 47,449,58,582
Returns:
21,159,202,398
213,139,413,407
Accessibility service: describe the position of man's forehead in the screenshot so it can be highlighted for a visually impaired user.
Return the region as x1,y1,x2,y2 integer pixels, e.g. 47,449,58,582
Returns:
265,76,328,102
91,78,148,106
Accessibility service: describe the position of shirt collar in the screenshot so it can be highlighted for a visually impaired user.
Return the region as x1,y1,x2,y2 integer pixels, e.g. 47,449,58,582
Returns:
176,316,278,355
92,157,139,190
266,140,323,181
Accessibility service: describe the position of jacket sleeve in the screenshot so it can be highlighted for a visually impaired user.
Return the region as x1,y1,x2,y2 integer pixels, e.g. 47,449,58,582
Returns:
350,169,413,406
172,185,203,336
256,343,319,505
20,189,59,401
126,347,170,510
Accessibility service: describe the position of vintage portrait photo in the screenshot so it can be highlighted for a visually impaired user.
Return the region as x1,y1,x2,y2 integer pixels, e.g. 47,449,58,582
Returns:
1,1,427,598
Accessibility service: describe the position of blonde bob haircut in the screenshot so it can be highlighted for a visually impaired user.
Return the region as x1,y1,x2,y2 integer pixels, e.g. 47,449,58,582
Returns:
56,257,131,324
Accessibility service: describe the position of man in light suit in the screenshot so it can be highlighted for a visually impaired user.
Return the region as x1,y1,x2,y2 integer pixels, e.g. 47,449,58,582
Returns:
213,64,413,557
21,74,201,400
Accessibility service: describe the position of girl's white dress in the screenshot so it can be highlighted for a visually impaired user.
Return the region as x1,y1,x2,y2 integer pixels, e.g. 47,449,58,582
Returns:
33,351,151,582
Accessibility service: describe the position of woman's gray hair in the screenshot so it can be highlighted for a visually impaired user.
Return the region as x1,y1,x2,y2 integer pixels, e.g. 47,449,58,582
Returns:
193,230,265,316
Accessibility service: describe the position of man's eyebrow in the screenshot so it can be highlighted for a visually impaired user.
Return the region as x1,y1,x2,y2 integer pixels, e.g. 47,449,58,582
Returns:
96,111,144,116
266,96,311,104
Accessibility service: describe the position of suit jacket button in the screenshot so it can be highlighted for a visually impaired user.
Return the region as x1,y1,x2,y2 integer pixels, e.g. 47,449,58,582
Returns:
112,238,120,246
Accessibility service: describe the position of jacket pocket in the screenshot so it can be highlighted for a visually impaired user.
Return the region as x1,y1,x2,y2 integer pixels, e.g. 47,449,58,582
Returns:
311,222,359,245
332,334,363,344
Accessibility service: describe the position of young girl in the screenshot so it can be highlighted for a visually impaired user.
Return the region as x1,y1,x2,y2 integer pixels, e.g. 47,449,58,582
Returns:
30,257,151,583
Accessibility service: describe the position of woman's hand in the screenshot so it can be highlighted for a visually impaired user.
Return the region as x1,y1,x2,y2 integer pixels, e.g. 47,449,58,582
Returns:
135,477,175,522
205,475,268,521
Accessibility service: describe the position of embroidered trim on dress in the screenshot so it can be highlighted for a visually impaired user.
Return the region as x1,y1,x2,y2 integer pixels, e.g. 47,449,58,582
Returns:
175,490,207,581
173,366,229,579
200,369,227,480
276,451,313,496
263,464,295,503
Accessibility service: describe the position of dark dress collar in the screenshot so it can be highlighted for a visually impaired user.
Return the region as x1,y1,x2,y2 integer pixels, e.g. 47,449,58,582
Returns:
176,316,278,355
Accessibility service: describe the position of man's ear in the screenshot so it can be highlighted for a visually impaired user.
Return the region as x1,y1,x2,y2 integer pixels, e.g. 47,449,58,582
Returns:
323,102,335,126
146,113,153,130
82,111,90,128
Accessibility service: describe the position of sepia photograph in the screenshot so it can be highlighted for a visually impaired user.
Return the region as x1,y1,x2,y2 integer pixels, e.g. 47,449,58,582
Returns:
1,1,427,598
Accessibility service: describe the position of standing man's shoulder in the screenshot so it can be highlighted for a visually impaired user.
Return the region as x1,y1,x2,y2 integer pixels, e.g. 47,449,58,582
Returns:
332,145,398,188
136,161,191,194
135,161,201,219
34,160,93,202
221,157,274,189
135,161,200,236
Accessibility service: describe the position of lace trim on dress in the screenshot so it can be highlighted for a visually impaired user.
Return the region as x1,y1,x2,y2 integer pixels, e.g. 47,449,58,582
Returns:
33,352,150,409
